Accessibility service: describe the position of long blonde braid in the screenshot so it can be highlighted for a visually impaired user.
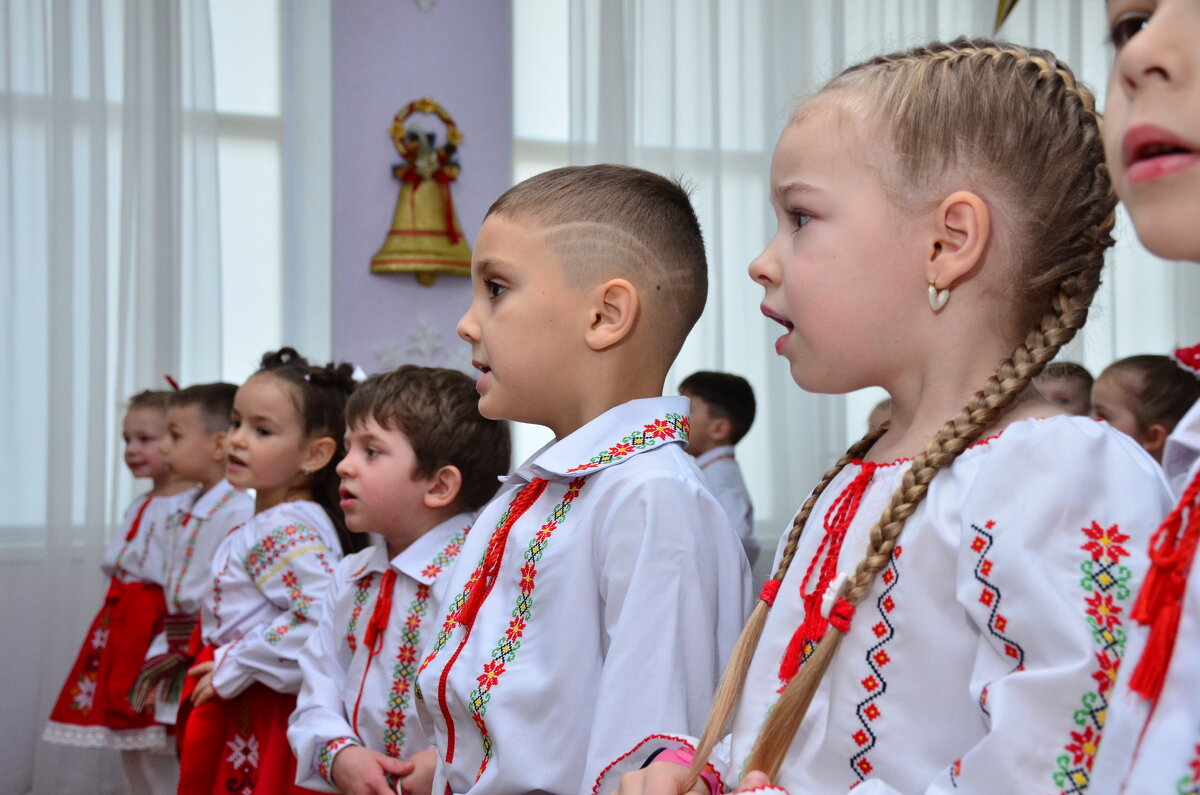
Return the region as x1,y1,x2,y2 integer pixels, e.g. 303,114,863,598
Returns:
693,37,1116,785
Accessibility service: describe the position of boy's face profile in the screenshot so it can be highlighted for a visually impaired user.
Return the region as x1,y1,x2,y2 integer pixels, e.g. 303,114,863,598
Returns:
457,214,593,434
337,416,438,547
682,392,718,457
160,403,224,483
1104,0,1200,261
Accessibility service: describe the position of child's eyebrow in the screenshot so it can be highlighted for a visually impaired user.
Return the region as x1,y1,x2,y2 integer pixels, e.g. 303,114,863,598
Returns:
772,180,822,204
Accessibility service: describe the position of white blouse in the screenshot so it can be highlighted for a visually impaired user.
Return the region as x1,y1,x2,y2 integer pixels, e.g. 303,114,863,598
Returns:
201,500,343,699
596,416,1174,794
288,513,473,791
1090,397,1200,795
102,489,196,585
696,445,759,567
147,480,253,724
414,397,752,794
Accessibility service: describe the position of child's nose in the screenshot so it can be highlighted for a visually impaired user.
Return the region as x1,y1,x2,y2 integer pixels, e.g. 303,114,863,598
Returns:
335,455,352,479
457,304,480,343
748,246,779,287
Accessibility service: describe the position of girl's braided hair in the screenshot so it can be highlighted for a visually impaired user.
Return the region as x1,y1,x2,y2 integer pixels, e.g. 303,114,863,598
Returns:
255,347,365,555
690,37,1116,784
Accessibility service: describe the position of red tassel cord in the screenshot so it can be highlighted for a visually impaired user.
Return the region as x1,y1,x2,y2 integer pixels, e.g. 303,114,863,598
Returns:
351,569,398,734
778,463,875,684
1127,471,1200,702
436,478,549,762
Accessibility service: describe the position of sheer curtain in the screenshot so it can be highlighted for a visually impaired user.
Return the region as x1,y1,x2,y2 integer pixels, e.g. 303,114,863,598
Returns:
550,0,1200,577
0,1,221,792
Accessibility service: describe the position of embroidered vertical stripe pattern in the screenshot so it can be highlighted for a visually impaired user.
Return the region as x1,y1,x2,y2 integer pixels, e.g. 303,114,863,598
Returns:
345,575,375,652
383,529,468,757
849,545,903,782
170,488,239,612
1051,521,1133,794
565,414,689,472
467,477,587,782
265,570,317,645
969,520,1027,718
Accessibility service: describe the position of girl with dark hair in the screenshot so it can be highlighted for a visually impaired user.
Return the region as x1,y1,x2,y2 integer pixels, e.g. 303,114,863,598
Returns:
177,348,362,794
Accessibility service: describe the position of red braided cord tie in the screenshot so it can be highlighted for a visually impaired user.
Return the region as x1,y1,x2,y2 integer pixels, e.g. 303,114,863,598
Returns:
352,568,397,733
1128,470,1200,702
759,579,782,607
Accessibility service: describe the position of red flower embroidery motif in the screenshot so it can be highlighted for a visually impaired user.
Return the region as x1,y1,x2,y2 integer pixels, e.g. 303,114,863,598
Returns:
861,676,879,692
1190,745,1200,782
1081,521,1131,563
979,589,995,606
1084,591,1123,629
995,615,1008,632
422,564,443,578
863,704,881,721
477,659,505,689
882,596,895,612
1065,726,1100,767
873,650,890,666
1091,651,1120,694
387,712,406,729
405,613,422,631
853,730,869,746
644,419,676,440
609,442,636,456
872,622,887,638
505,616,526,641
520,561,537,592
857,759,873,775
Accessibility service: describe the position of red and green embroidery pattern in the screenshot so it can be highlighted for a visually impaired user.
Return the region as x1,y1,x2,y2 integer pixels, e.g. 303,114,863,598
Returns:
1052,521,1133,795
382,528,468,756
317,736,359,785
1178,739,1200,795
565,414,689,472
242,524,334,581
265,569,316,646
849,545,903,782
467,477,586,781
345,575,375,652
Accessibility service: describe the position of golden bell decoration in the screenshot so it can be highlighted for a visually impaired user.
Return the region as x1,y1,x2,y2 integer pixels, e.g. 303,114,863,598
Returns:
371,98,471,285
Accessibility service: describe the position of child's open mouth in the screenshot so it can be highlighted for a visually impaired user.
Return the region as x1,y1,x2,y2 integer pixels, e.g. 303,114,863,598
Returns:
1124,125,1200,183
761,305,794,354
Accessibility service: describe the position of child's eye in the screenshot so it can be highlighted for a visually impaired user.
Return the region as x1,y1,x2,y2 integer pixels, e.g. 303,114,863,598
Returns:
484,279,507,298
229,419,241,430
1108,12,1149,50
256,426,271,437
790,211,813,231
365,447,379,460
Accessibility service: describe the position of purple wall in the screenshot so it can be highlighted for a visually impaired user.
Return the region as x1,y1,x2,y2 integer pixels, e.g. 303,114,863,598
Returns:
332,0,512,373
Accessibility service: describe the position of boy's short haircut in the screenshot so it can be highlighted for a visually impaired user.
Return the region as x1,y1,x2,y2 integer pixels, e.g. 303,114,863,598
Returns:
1106,354,1200,433
345,365,512,511
1038,361,1094,387
487,164,708,365
679,371,756,444
127,389,172,413
169,382,239,434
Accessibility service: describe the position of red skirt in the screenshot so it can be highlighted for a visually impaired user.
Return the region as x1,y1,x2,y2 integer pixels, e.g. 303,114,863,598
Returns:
44,578,168,750
177,646,323,795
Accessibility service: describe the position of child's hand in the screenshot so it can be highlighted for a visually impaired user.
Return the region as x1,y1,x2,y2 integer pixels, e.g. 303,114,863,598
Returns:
397,747,437,795
188,661,217,706
613,761,709,794
331,746,413,795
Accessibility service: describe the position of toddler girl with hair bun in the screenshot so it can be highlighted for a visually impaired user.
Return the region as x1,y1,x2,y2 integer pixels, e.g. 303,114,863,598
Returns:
44,389,195,795
603,37,1175,795
176,348,365,795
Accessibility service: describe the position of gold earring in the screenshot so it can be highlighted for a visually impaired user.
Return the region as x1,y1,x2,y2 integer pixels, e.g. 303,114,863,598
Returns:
927,280,950,312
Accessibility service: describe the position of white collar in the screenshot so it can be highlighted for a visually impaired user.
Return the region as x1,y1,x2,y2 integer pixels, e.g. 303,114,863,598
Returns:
347,512,474,587
507,396,690,483
188,479,244,520
695,445,736,469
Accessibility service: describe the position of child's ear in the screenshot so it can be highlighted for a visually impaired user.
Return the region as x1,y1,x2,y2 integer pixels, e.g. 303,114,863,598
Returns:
208,430,228,463
585,278,640,351
424,464,463,510
1141,423,1169,460
926,190,990,290
301,436,337,475
710,417,734,446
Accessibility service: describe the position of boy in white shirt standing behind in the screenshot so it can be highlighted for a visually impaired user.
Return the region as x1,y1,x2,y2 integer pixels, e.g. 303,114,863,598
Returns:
679,371,759,567
413,164,752,794
288,365,510,795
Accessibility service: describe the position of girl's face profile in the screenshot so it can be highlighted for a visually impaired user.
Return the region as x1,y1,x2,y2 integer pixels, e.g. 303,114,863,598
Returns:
225,373,311,498
123,406,170,480
1104,0,1200,261
748,100,924,395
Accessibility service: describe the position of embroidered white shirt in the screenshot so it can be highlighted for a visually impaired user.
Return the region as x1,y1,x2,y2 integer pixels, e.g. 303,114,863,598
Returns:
414,396,752,795
696,445,759,567
202,500,343,699
102,489,196,585
146,480,253,724
288,513,474,791
596,416,1173,795
1090,397,1200,795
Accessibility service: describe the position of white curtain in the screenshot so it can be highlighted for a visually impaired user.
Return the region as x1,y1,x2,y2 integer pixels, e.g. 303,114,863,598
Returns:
556,0,1200,578
0,1,220,792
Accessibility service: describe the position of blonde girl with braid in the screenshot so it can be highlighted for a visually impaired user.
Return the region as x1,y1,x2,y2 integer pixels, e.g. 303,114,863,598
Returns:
1081,3,1200,793
598,37,1176,795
